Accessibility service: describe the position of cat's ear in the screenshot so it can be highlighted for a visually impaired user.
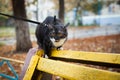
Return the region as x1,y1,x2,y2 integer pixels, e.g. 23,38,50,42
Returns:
64,23,70,28
54,16,56,24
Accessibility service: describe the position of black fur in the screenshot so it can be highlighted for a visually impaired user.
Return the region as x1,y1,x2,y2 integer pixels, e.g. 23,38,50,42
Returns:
35,16,69,57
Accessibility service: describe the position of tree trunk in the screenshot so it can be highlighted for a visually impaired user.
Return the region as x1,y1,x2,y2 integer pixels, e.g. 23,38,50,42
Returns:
12,0,32,52
59,0,64,23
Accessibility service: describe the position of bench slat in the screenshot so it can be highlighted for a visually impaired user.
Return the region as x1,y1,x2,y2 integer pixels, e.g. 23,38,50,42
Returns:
51,50,120,65
23,55,40,80
37,58,120,80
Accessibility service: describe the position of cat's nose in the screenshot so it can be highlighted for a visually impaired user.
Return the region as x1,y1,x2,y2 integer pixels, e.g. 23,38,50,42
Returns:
55,40,59,42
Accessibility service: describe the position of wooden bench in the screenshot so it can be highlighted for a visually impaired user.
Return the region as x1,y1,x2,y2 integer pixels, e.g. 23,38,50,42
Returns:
22,48,120,80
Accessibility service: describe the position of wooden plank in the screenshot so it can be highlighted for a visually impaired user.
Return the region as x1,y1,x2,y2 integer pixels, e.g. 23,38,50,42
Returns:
23,55,39,80
51,50,120,64
0,56,24,64
37,58,120,80
36,49,44,56
23,50,44,80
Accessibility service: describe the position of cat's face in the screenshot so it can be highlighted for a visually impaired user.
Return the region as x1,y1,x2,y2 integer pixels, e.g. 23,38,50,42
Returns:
48,24,69,47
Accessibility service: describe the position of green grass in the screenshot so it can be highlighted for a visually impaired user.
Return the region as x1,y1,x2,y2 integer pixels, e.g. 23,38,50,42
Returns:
0,27,15,38
0,26,36,38
29,27,36,35
0,42,5,46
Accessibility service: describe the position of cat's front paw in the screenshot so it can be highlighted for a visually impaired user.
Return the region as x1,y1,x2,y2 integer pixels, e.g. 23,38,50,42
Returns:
57,47,63,50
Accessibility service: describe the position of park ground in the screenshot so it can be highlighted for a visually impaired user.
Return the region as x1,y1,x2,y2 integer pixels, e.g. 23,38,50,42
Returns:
0,26,120,79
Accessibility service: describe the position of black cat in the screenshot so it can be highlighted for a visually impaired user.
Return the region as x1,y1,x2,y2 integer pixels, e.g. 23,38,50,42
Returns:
35,16,69,57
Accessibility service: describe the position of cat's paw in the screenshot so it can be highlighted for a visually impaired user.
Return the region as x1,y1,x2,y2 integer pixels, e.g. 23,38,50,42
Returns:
57,47,63,50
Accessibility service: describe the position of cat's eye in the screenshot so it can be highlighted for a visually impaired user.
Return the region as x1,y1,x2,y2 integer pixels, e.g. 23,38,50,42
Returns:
50,32,55,37
58,33,63,37
58,33,66,38
62,34,66,38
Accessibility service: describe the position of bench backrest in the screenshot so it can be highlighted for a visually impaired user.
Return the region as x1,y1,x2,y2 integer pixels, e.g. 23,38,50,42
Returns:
23,50,120,80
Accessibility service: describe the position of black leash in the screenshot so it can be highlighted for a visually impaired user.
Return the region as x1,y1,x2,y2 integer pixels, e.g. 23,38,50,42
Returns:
0,12,41,24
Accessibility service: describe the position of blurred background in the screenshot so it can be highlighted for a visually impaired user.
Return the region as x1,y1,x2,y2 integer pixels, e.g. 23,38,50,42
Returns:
0,0,120,79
